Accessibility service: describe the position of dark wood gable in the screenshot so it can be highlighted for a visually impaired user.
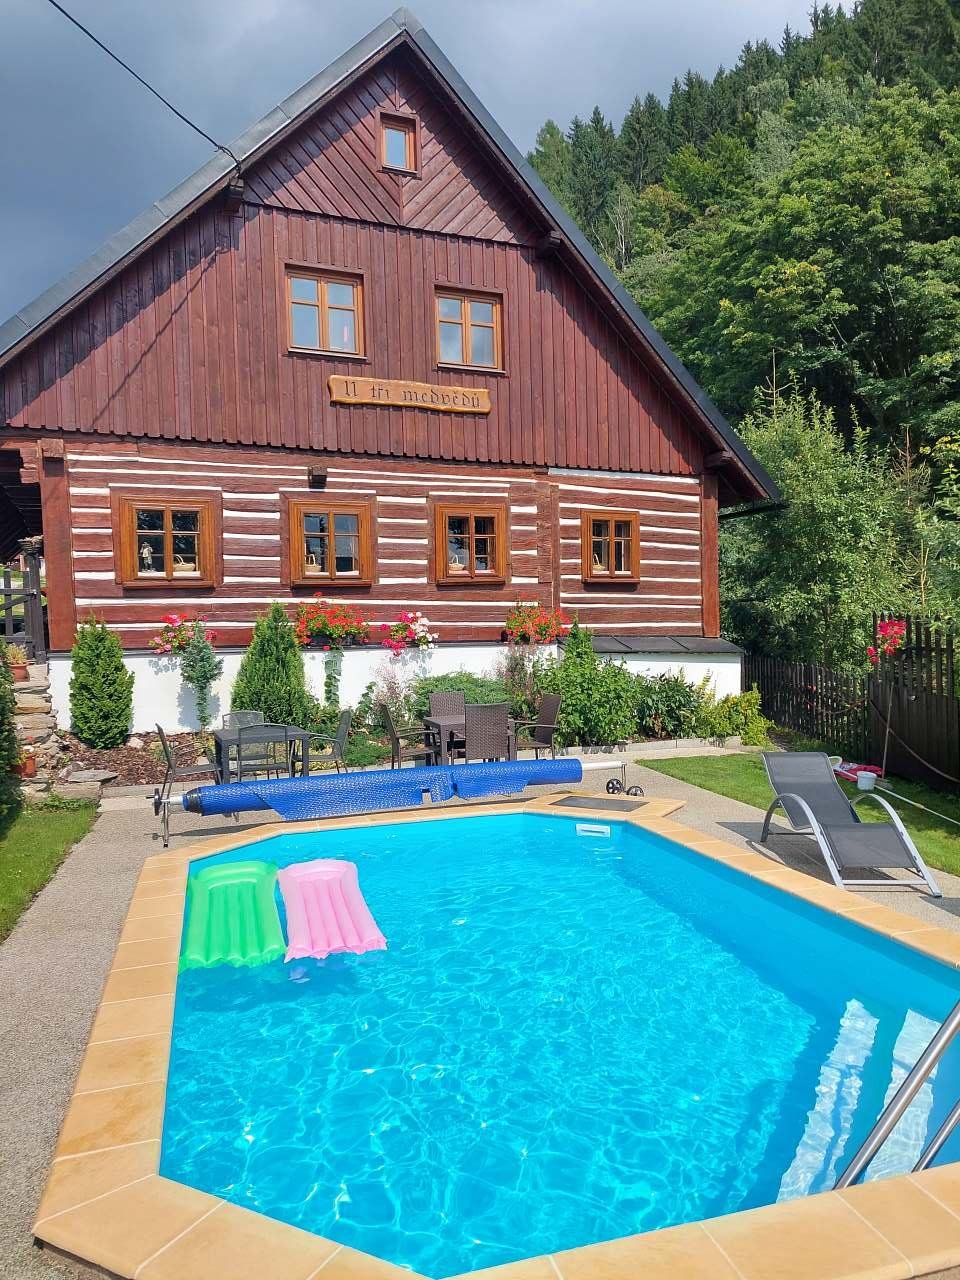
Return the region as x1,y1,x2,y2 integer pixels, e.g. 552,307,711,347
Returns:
245,49,536,245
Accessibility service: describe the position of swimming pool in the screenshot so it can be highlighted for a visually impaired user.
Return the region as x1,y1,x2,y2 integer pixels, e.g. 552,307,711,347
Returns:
160,811,960,1278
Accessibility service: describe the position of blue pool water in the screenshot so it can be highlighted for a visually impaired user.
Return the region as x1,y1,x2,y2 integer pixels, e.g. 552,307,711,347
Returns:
161,813,960,1277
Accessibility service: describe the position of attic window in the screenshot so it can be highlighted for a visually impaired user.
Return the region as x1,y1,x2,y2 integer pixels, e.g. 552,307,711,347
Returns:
380,114,417,173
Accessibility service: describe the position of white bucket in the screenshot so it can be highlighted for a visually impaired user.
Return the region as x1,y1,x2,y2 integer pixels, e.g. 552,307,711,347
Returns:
857,771,877,791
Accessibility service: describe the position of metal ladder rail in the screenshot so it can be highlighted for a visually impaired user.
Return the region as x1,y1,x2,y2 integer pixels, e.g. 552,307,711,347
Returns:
835,998,960,1189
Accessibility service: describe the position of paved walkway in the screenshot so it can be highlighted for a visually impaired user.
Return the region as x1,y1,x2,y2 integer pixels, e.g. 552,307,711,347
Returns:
2,763,959,1280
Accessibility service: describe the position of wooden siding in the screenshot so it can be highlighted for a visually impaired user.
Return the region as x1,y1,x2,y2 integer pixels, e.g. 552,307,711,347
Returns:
246,50,536,245
58,440,705,649
1,205,703,476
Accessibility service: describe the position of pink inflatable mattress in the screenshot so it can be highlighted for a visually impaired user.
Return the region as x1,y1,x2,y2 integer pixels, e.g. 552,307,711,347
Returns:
277,859,386,962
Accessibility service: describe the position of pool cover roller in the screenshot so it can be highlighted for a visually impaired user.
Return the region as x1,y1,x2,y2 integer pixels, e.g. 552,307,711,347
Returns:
181,757,583,821
179,860,285,970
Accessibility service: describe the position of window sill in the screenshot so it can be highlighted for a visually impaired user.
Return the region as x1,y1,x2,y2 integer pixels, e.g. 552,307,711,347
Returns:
287,348,368,362
290,578,373,590
121,578,217,591
437,363,507,377
582,577,640,587
436,576,506,589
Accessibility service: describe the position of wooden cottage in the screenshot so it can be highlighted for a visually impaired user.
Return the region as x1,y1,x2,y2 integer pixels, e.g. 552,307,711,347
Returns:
0,9,777,729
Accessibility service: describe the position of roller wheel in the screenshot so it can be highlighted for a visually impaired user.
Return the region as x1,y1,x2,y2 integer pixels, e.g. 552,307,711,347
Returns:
606,777,624,794
626,785,645,797
152,787,162,816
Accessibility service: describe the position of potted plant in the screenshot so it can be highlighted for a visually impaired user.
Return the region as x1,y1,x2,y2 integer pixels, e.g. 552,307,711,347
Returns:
6,643,29,682
13,747,36,778
503,604,569,645
379,611,438,657
294,599,370,649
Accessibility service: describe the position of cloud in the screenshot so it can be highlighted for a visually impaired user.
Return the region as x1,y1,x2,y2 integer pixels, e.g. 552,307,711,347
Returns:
1,0,813,320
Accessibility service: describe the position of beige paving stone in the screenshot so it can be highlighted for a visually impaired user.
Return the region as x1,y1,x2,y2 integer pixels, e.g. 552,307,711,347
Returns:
34,1141,160,1224
112,937,180,969
88,993,174,1043
75,1033,169,1093
35,1175,220,1279
317,1241,432,1278
445,1259,558,1280
138,1200,339,1280
101,961,178,1003
842,1177,960,1274
555,1223,740,1279
55,1080,165,1157
118,912,183,944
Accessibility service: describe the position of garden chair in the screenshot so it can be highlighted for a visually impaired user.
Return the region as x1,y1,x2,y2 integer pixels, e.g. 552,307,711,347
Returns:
237,723,294,782
153,724,221,847
427,690,466,757
760,751,941,897
221,710,265,729
511,693,562,760
457,702,515,763
382,704,438,769
301,708,353,774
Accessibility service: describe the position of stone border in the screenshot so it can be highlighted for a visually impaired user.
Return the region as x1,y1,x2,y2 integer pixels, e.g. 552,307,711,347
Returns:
32,796,960,1280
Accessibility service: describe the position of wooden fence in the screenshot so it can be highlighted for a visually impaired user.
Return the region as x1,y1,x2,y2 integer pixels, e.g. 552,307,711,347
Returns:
744,617,960,792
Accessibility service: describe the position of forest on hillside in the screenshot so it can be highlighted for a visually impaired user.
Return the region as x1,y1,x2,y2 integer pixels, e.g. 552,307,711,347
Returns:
529,0,960,667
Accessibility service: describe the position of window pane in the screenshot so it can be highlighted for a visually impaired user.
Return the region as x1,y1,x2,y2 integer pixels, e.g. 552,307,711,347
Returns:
304,536,328,574
438,296,462,321
469,300,494,325
474,534,495,573
326,308,357,353
325,281,355,308
172,509,199,532
303,512,329,535
473,516,495,536
439,322,464,363
383,126,409,169
333,513,359,534
137,533,165,575
136,508,163,532
290,276,318,302
470,325,496,367
172,533,199,574
291,303,320,348
446,516,469,573
335,534,360,574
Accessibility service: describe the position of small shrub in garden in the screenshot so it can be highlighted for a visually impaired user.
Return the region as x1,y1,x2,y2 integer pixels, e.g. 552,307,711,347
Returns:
179,622,224,731
533,624,637,746
69,618,134,748
694,684,773,745
231,603,321,729
632,673,701,739
0,641,20,806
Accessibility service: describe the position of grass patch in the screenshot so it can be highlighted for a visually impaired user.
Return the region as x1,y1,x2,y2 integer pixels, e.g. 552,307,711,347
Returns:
0,800,98,942
643,753,960,878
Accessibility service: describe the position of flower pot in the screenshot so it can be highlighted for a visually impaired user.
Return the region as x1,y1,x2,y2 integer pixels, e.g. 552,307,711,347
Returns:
10,664,28,682
13,756,36,778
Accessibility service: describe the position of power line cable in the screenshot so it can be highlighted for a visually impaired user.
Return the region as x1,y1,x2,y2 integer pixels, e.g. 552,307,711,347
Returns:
42,0,242,173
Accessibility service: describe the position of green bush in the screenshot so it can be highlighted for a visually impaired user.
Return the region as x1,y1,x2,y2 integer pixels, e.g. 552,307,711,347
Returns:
407,672,511,721
693,684,773,745
533,624,637,745
179,622,223,731
632,672,701,739
0,642,20,811
69,618,134,748
230,603,321,729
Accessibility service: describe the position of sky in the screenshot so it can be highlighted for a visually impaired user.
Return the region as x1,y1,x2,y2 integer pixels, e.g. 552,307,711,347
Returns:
1,0,815,322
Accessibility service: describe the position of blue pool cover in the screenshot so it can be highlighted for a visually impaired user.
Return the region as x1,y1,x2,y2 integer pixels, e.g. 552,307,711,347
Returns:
181,757,582,820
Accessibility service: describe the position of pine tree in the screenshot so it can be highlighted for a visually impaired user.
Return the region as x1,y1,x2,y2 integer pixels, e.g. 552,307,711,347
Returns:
230,602,319,728
69,618,134,748
567,107,618,247
528,120,572,206
618,93,671,187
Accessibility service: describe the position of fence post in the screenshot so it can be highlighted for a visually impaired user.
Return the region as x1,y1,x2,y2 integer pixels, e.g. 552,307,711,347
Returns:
19,538,45,662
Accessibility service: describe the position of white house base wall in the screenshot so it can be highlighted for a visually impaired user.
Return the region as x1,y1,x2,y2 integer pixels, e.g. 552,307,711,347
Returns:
48,646,743,734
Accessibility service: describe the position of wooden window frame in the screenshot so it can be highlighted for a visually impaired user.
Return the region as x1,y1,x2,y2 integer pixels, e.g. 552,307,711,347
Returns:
434,501,507,587
285,497,374,589
114,493,221,590
581,509,641,584
286,268,365,358
435,289,503,372
378,111,419,175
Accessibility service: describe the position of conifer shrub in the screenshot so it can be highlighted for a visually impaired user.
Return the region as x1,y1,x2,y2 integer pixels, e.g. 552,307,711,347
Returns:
69,618,134,748
230,603,321,728
179,622,224,732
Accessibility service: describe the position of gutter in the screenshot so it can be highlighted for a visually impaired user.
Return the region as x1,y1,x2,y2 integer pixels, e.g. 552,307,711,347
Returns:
718,499,787,523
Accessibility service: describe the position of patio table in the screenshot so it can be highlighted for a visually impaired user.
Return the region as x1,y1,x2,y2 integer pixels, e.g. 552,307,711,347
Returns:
212,724,313,783
423,713,464,766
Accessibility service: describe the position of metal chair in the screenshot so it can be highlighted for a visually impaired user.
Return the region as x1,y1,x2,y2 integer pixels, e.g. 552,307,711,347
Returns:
511,693,562,759
382,704,438,769
153,724,221,847
237,723,294,782
222,710,265,729
303,708,353,774
459,703,514,763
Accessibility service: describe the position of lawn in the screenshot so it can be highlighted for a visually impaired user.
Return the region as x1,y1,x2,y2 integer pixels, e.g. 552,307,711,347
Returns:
0,800,98,942
643,753,960,878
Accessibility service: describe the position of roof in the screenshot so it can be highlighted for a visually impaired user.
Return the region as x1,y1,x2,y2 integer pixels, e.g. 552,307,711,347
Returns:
0,8,778,504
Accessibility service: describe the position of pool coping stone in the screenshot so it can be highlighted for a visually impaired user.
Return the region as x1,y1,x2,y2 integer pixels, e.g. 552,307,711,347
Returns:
32,795,960,1280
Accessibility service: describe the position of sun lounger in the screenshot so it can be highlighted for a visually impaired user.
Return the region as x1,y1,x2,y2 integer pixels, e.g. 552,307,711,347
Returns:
760,751,941,897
